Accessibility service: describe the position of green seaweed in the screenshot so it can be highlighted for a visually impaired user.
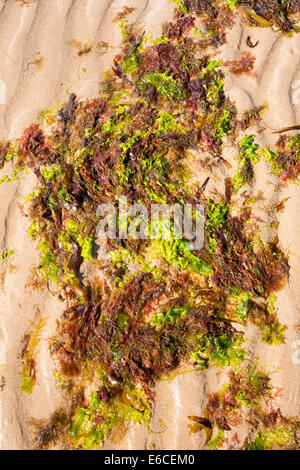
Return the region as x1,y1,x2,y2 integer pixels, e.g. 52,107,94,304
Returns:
0,249,14,260
206,430,225,450
70,387,151,450
236,292,251,322
138,72,188,101
193,333,247,368
207,199,228,229
37,239,60,282
261,323,286,345
150,305,191,327
226,0,239,9
247,428,292,450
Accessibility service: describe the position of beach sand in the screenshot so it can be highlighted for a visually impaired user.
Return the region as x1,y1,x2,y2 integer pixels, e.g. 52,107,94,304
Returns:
0,0,299,449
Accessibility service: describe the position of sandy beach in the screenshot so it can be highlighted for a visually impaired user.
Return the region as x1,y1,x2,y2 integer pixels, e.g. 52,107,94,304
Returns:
0,0,299,450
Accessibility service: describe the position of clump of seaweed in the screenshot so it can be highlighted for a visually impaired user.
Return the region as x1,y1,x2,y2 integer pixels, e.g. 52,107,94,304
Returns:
269,134,300,183
226,0,300,32
189,362,300,449
66,39,93,57
230,133,300,185
224,51,256,76
0,0,299,449
0,249,14,261
19,309,48,394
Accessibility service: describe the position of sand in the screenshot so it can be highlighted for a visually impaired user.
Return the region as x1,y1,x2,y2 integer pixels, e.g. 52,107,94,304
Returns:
0,0,299,450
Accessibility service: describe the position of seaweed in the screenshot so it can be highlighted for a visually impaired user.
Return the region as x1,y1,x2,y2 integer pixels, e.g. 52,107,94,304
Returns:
190,362,298,449
0,376,5,392
70,387,151,450
247,428,294,450
150,305,192,327
229,0,300,32
137,72,188,100
19,309,48,394
246,36,259,48
192,333,247,368
261,322,286,345
224,51,256,76
0,0,298,450
0,249,14,261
